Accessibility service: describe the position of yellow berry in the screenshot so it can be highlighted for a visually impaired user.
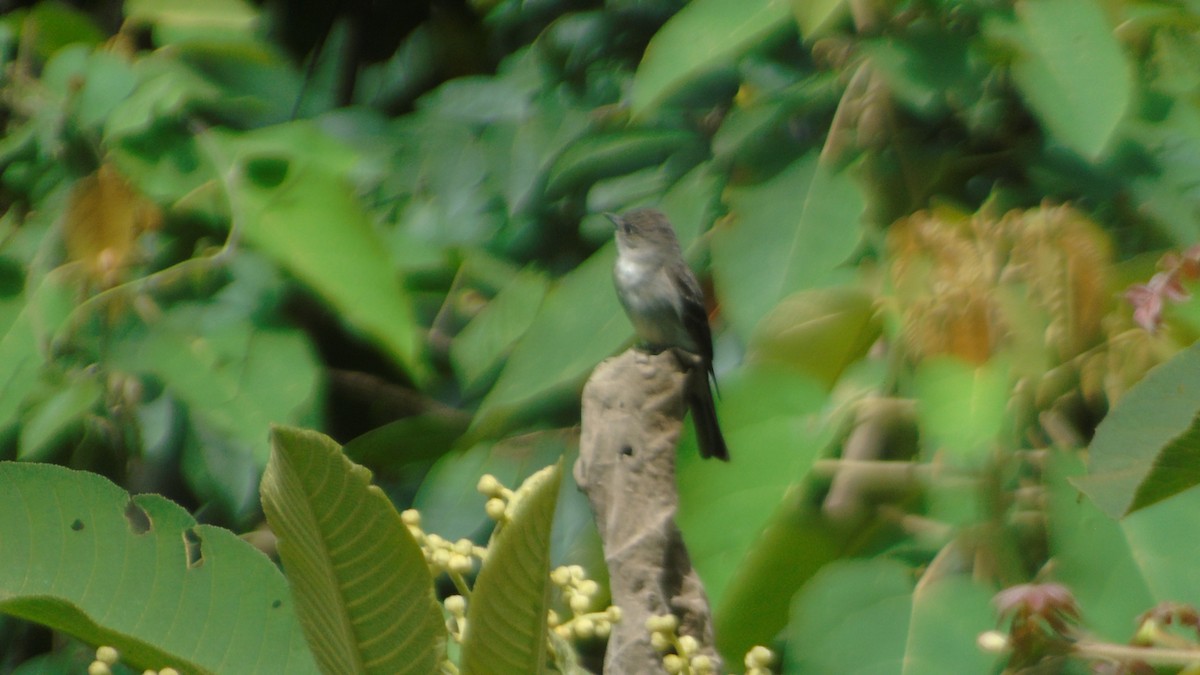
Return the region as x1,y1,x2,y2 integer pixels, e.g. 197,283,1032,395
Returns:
568,565,585,580
454,539,475,556
88,662,111,675
607,605,623,622
678,635,699,656
692,654,714,673
401,509,421,526
551,566,572,586
160,669,180,675
95,646,120,665
570,594,591,615
477,474,501,496
548,610,560,627
444,595,466,616
578,579,599,597
485,498,507,520
574,618,595,639
448,554,473,574
663,654,685,674
432,549,451,569
746,645,774,667
650,632,671,652
594,619,611,639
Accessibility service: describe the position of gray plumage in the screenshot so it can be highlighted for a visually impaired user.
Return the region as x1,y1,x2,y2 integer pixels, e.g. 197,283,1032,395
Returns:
607,208,729,461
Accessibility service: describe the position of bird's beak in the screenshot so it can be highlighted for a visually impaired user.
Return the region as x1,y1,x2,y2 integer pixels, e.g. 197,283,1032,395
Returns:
602,212,621,228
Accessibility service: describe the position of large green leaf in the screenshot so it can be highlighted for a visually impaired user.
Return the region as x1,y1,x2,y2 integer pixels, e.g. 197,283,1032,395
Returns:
988,0,1132,159
912,356,1013,465
787,559,913,674
900,572,995,674
451,268,549,395
1050,452,1200,640
208,124,427,383
469,246,628,437
630,0,794,116
747,286,881,389
679,367,832,654
261,426,445,675
713,153,865,340
0,462,317,674
462,461,562,675
1046,452,1154,641
1073,340,1200,518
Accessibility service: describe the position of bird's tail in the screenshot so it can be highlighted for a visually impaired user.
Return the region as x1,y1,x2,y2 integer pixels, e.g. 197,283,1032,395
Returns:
686,369,729,461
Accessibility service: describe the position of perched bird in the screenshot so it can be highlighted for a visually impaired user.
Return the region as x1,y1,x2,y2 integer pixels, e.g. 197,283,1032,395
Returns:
606,208,729,461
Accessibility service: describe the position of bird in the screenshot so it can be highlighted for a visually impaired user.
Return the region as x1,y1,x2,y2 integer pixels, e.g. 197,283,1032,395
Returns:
606,208,729,461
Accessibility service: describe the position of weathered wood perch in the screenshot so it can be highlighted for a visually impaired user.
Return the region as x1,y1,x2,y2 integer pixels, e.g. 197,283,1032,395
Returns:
575,348,721,674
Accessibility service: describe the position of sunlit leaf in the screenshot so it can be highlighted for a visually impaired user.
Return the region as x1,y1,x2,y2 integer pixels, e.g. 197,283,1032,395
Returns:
0,462,317,673
714,153,865,341
791,0,848,39
748,286,881,389
261,426,445,675
912,356,1012,464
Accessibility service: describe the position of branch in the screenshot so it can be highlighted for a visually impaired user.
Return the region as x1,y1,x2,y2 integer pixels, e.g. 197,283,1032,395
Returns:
575,349,720,675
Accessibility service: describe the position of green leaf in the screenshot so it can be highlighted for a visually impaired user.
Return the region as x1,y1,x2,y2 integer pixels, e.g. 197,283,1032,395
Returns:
680,367,832,653
747,286,881,389
989,0,1133,159
901,573,996,674
791,0,848,39
1073,340,1200,518
109,304,320,468
210,125,427,383
0,271,76,436
543,129,699,199
0,462,317,674
469,246,628,438
124,0,259,46
713,153,865,340
1049,452,1200,639
787,559,913,673
261,426,445,675
451,268,549,395
912,356,1012,464
630,0,794,117
462,461,563,675
18,373,102,460
1046,452,1154,641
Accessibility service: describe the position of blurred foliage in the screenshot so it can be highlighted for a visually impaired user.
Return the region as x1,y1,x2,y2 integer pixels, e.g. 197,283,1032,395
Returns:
2,0,1200,671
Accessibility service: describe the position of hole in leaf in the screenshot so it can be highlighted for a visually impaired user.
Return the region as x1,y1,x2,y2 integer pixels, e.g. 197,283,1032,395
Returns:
272,599,282,609
243,156,290,188
70,519,84,531
183,528,204,569
621,445,633,457
124,500,151,535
